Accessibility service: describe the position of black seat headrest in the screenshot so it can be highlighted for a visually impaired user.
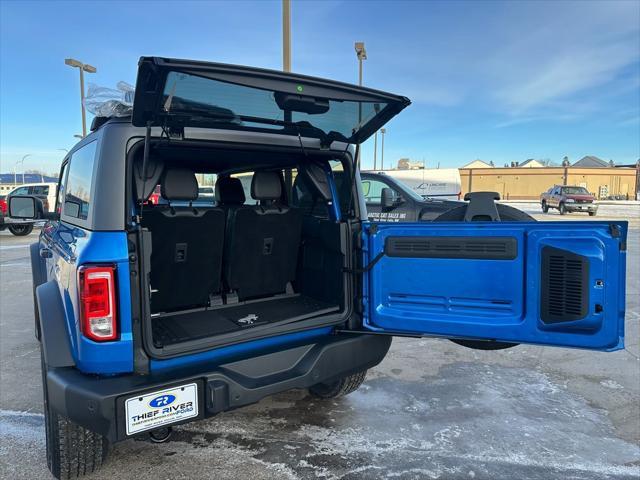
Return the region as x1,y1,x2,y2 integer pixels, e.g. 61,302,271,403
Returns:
298,162,332,202
251,171,282,201
215,177,246,205
161,168,198,201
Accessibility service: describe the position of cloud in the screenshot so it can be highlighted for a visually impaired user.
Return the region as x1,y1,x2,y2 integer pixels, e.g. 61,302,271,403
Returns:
495,40,639,114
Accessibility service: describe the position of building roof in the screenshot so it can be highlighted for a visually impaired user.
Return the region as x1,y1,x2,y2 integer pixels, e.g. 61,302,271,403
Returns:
518,158,544,168
462,159,493,168
572,156,610,168
0,173,58,184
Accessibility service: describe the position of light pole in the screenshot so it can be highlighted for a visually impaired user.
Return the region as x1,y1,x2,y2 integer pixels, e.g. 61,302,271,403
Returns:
15,154,32,184
355,42,366,86
65,58,97,138
380,128,386,170
354,42,367,166
282,0,291,72
373,131,378,170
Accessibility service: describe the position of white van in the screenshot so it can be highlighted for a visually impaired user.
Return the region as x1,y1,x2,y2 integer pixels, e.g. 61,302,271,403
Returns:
368,169,461,200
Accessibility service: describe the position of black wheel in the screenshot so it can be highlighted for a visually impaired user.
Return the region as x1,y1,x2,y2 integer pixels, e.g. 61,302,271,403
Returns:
41,348,109,479
309,370,368,399
588,211,597,217
541,201,549,213
8,224,33,236
559,203,567,215
434,202,534,350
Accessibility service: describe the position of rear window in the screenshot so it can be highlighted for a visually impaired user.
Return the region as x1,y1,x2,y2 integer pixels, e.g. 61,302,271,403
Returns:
64,141,97,220
163,71,388,141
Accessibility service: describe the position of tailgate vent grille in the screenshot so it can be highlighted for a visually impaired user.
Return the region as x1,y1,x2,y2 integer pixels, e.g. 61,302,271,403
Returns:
385,236,517,260
541,247,589,323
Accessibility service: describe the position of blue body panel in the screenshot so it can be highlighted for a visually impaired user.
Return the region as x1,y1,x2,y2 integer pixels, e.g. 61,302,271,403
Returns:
43,222,134,374
363,221,627,351
150,327,334,373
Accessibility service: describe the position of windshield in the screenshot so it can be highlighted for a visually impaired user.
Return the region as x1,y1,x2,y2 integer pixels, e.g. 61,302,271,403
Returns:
563,186,590,195
163,71,388,141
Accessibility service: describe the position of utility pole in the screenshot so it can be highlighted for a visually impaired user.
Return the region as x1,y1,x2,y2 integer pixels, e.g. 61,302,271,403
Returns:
282,0,291,72
380,128,386,170
65,58,97,137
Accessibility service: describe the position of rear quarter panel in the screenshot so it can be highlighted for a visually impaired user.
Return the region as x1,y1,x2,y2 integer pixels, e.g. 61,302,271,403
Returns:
49,224,133,373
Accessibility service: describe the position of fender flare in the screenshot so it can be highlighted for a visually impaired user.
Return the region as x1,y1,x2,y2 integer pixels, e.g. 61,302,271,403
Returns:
30,242,47,290
36,281,75,368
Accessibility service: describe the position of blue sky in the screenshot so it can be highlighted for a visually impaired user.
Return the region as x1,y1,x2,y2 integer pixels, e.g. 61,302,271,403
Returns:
1,0,639,174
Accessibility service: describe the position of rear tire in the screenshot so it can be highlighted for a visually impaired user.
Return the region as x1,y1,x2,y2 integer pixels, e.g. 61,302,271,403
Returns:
8,224,33,236
41,348,109,479
309,370,367,399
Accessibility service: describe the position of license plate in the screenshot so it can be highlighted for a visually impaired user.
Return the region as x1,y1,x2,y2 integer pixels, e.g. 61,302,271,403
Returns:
125,383,198,435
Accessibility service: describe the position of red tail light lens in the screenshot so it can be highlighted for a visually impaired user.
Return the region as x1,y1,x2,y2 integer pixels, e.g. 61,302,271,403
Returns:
79,265,118,341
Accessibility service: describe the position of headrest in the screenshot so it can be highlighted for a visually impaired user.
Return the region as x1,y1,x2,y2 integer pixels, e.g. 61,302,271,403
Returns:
298,162,332,202
161,168,198,201
215,177,246,205
134,157,163,202
251,171,282,201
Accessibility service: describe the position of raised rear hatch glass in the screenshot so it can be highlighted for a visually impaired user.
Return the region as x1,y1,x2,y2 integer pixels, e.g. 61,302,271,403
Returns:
132,57,410,145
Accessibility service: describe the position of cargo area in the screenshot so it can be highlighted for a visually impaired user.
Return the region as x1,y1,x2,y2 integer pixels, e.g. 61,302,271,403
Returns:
131,141,351,355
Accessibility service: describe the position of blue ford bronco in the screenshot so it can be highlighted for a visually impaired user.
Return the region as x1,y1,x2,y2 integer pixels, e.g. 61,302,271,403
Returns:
6,57,627,479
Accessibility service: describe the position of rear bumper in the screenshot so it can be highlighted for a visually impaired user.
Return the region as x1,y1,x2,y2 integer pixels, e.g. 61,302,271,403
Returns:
45,332,391,443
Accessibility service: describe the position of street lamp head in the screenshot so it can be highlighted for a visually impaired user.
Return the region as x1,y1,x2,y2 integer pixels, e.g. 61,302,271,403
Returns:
83,64,97,73
65,58,83,68
380,128,386,134
354,42,367,60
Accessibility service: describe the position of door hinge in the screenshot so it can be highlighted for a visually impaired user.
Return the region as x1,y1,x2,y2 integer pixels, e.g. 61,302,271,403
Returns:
609,224,626,251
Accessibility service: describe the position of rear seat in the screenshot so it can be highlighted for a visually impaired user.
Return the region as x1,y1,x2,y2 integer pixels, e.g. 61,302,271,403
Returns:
223,171,302,301
142,168,225,313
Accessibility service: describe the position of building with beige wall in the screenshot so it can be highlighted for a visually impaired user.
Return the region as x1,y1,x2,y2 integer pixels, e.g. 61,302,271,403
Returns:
460,166,639,200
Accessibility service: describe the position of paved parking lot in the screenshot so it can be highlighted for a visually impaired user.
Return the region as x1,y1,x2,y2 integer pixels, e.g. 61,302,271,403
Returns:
1,204,639,480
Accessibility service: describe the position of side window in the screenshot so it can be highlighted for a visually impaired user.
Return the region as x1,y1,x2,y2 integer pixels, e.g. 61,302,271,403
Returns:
361,178,390,205
32,185,49,195
64,141,97,220
11,186,30,195
56,163,69,214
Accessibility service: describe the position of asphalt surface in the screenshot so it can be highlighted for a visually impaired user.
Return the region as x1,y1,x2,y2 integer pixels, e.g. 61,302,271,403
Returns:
1,204,639,480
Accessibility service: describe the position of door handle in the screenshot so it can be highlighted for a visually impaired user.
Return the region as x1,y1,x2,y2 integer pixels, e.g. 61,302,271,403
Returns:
40,248,52,259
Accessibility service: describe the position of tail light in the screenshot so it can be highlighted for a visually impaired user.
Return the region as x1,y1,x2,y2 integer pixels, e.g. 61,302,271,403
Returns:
78,265,118,341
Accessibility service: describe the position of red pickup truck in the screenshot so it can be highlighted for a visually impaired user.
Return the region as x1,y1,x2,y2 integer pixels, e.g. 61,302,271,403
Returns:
540,185,598,216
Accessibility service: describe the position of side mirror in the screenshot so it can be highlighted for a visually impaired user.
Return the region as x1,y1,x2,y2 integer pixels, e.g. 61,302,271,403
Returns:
7,195,38,219
381,188,398,209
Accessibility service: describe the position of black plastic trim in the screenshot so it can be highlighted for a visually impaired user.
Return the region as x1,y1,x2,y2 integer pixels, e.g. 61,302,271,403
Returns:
540,246,589,323
36,281,76,368
385,236,518,260
45,333,391,442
